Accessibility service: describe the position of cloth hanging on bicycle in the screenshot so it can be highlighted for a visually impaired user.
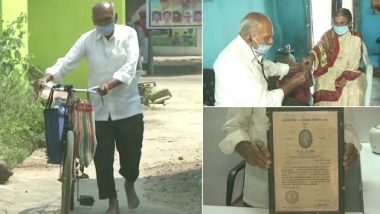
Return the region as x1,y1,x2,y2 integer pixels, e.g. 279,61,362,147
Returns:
72,99,97,167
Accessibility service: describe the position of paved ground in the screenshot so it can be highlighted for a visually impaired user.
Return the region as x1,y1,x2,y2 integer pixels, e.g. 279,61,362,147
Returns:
0,74,202,214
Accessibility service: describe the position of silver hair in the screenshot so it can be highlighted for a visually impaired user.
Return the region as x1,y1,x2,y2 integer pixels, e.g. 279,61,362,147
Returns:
239,18,260,37
240,19,250,36
240,19,257,36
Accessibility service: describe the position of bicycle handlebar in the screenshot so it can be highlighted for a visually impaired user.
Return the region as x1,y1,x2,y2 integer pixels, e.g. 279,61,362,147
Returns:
42,83,99,94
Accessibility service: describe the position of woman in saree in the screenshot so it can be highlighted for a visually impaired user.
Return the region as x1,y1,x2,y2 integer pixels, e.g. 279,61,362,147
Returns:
303,8,366,106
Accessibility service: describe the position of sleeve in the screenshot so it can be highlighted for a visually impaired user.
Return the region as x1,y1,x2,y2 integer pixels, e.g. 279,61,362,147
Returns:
219,108,253,155
46,34,87,83
309,30,331,69
112,28,140,85
310,48,321,69
263,60,289,80
344,108,362,152
214,56,284,106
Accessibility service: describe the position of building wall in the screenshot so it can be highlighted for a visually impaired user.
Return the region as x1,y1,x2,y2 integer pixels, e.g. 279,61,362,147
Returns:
203,0,267,69
0,0,28,56
0,1,2,32
203,107,244,206
28,0,125,88
275,0,311,62
360,0,380,68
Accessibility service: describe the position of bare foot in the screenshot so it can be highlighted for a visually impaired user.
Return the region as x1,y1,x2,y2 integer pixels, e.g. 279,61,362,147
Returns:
125,180,140,209
105,197,120,214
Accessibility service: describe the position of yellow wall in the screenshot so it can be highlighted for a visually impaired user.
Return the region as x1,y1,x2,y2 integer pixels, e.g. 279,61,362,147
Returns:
28,0,125,88
1,0,28,56
1,0,126,86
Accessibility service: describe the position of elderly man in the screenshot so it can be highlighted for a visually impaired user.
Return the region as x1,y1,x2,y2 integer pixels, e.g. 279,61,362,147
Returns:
36,2,142,213
214,12,308,107
219,108,361,208
302,8,366,106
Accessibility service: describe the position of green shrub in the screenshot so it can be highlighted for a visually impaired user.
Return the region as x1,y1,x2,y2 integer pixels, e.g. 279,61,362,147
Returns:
0,13,44,167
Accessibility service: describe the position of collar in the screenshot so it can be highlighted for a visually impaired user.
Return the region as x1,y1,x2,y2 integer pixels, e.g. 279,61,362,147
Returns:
236,35,263,63
95,24,118,41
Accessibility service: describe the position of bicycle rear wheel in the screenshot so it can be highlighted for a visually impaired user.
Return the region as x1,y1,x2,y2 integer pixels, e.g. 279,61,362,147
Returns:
61,130,74,214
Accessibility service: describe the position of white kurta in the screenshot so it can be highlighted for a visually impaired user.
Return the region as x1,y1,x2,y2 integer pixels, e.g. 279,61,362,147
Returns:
46,25,142,121
213,36,289,107
219,108,361,207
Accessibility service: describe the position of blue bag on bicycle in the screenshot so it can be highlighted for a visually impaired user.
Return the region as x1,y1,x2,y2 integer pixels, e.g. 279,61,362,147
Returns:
43,89,65,164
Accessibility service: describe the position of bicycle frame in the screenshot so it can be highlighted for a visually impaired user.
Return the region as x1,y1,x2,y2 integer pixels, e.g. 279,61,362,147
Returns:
44,84,98,213
47,84,98,133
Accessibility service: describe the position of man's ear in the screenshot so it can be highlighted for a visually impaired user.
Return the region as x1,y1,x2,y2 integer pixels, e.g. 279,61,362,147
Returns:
246,33,251,41
248,34,255,44
114,13,118,23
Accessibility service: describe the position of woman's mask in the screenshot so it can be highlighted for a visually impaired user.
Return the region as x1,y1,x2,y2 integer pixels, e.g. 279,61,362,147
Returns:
333,25,349,36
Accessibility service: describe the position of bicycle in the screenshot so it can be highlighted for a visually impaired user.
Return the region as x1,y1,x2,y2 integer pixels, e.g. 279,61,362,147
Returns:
42,84,99,214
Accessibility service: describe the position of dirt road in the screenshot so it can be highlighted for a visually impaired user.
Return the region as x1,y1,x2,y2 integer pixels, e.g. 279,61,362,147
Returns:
0,75,202,214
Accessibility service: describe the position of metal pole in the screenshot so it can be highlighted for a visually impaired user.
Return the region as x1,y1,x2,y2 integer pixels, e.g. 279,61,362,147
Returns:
147,29,154,75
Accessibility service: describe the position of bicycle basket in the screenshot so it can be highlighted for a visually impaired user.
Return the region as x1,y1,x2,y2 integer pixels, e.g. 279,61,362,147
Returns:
43,89,65,164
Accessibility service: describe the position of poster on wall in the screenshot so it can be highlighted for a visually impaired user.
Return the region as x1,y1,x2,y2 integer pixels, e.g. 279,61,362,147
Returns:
147,0,202,28
151,28,197,47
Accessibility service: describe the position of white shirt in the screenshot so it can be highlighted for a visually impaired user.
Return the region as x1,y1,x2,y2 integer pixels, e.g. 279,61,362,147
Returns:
219,108,361,207
213,35,290,107
46,24,142,121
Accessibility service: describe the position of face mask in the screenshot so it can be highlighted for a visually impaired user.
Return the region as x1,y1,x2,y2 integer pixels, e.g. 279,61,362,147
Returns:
251,37,272,55
96,22,115,36
333,25,349,36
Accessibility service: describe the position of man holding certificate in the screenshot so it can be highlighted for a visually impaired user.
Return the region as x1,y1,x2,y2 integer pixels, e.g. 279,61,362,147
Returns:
219,108,361,209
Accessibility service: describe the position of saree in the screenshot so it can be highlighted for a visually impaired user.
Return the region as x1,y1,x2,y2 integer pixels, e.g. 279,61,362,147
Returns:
311,29,366,106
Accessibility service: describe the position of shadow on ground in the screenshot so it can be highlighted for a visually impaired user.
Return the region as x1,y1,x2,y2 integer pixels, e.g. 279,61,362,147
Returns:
16,168,201,214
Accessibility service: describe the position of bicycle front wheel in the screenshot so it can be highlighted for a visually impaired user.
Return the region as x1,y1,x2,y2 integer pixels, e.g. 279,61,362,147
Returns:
61,130,74,214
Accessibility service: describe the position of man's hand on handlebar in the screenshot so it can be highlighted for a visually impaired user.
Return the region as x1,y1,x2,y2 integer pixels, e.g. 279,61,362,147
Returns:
97,84,109,96
97,79,122,96
34,74,53,94
34,73,116,96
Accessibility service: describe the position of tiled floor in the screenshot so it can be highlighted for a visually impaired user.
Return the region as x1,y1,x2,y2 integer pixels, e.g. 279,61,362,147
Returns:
371,77,380,106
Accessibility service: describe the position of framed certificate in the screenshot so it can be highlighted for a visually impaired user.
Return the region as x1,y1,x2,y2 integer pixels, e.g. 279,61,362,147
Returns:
267,108,345,214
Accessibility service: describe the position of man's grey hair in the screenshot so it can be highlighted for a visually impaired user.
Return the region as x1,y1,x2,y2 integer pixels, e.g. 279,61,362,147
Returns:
239,18,260,37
